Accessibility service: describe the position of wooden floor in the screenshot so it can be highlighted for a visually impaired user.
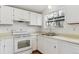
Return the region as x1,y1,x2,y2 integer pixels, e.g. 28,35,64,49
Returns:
32,50,42,54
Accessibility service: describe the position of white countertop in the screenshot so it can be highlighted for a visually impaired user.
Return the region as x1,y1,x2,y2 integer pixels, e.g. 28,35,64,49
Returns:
0,32,13,39
39,35,79,44
0,32,79,44
30,33,79,44
53,36,79,44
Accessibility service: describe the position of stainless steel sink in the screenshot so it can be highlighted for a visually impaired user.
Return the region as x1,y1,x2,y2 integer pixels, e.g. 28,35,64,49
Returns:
41,32,57,36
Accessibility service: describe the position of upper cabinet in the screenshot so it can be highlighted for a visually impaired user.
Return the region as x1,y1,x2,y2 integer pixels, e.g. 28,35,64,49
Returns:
30,12,42,26
13,8,30,21
0,6,42,25
63,6,79,24
0,6,13,24
37,14,42,26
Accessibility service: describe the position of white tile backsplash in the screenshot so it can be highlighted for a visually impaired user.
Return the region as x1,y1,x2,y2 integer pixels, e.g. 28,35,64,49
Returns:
13,21,41,33
0,20,79,35
0,21,41,33
51,22,79,34
0,25,12,32
42,19,79,34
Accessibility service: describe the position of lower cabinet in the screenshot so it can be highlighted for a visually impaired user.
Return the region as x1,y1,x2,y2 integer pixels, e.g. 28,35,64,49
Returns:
38,36,79,54
38,36,45,53
38,36,58,54
46,38,58,54
31,36,37,51
58,40,79,54
0,38,13,54
0,40,4,54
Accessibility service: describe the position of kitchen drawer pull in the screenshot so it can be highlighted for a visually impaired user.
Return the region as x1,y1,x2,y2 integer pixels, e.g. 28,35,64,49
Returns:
54,46,56,48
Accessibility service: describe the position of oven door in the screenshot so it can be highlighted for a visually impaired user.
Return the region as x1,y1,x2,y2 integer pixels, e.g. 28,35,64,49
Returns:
14,37,32,53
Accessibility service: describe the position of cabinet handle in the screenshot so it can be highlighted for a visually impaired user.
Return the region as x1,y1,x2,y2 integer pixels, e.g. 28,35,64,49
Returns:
4,45,5,48
54,46,56,48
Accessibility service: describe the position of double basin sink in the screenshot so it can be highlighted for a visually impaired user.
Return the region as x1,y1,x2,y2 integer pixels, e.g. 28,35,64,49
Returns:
41,32,57,36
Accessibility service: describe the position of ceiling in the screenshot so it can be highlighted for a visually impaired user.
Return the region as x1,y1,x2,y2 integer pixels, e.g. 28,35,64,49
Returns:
9,5,48,13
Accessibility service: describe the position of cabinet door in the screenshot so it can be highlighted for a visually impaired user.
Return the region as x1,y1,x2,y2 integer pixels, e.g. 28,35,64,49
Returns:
0,6,13,24
38,36,58,54
30,12,42,26
32,39,37,51
38,36,45,53
4,38,13,54
44,38,58,54
0,40,5,54
30,12,37,25
37,14,42,26
13,8,29,21
59,40,79,54
38,37,49,53
13,8,22,21
31,36,37,51
21,10,30,21
64,6,79,23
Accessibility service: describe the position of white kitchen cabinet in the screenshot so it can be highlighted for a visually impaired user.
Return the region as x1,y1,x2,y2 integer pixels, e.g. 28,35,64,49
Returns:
0,38,13,54
30,12,37,25
38,36,58,54
31,36,37,51
4,38,13,54
0,40,4,54
58,40,79,54
64,6,79,23
32,38,37,51
13,8,30,21
38,35,79,54
45,38,58,54
37,14,42,26
38,36,45,53
0,6,13,24
30,12,42,26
